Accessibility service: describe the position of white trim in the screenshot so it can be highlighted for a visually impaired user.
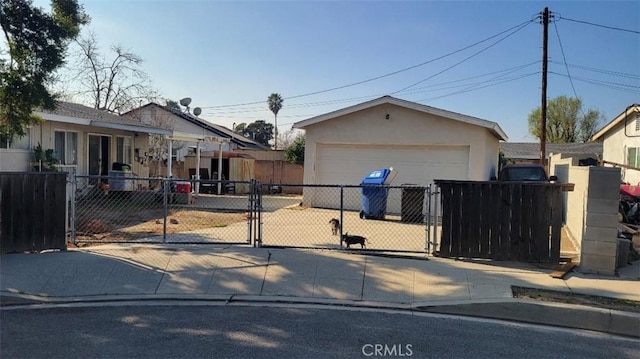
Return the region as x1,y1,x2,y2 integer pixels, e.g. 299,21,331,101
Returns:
91,120,170,135
169,130,228,143
592,104,640,141
36,112,91,126
36,111,171,135
292,96,508,141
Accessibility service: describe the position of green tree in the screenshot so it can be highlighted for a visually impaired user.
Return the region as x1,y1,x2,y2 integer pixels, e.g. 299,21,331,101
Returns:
233,122,246,134
165,99,181,112
284,135,305,165
0,0,89,143
267,93,283,149
527,96,603,143
242,120,273,147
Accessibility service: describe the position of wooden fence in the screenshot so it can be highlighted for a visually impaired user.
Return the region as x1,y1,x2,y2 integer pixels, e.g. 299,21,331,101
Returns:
0,172,67,254
434,180,563,263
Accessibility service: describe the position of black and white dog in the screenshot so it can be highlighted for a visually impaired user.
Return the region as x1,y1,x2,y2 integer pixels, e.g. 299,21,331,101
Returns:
341,233,368,249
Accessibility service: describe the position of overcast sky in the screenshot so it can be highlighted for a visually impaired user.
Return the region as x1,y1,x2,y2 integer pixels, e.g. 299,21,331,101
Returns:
41,0,640,142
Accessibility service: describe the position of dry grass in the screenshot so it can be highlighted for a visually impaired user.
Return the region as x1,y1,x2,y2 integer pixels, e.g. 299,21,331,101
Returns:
73,208,246,245
512,286,640,313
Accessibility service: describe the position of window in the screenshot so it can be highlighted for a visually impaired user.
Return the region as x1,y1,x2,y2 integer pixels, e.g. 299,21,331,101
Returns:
636,116,640,133
116,136,133,164
54,131,78,165
0,131,30,149
628,147,640,168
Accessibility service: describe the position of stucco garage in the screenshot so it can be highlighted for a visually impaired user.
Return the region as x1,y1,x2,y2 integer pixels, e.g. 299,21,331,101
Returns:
292,96,508,212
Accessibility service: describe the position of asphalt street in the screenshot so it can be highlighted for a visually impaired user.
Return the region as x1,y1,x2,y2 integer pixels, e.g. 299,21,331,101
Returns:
2,303,638,359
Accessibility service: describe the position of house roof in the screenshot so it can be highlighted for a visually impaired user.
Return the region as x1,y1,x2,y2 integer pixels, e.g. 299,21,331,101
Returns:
500,142,603,160
292,96,508,141
35,101,170,135
591,104,640,141
126,103,269,150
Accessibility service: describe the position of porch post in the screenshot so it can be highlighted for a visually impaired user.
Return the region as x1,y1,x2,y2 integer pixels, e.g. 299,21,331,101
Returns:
167,138,173,178
195,141,201,194
217,142,223,195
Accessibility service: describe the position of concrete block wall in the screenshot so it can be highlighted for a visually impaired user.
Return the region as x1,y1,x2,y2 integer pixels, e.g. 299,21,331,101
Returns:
580,166,622,275
551,154,621,275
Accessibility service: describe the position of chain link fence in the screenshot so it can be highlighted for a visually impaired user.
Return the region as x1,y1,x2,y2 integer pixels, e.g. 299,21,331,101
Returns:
72,175,256,244
70,175,441,253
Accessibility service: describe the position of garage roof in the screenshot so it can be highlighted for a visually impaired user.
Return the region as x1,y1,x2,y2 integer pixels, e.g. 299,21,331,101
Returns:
293,96,508,141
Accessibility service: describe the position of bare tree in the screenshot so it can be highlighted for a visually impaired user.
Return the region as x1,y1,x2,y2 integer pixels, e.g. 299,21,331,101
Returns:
64,32,158,113
277,129,303,149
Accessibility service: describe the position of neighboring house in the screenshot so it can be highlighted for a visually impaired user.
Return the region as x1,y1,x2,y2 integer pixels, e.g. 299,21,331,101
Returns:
0,101,169,180
591,104,640,185
124,103,269,162
500,142,602,165
292,96,508,211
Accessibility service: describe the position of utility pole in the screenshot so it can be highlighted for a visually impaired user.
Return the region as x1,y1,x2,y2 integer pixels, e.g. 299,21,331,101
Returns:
540,7,549,165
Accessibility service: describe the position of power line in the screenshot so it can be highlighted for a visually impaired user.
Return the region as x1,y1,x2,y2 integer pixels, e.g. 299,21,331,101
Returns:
397,60,541,93
204,71,540,123
203,62,547,119
548,61,640,79
549,72,640,93
203,62,541,116
402,68,540,97
201,19,537,109
558,15,640,35
391,20,534,94
415,72,539,103
552,20,585,117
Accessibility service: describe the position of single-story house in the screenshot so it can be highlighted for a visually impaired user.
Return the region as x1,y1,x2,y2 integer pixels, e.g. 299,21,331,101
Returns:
124,103,269,162
500,142,602,166
292,96,508,212
591,104,640,185
123,103,272,182
0,101,169,179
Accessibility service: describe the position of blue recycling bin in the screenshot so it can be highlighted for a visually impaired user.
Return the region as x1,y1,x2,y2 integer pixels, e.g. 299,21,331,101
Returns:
360,168,396,220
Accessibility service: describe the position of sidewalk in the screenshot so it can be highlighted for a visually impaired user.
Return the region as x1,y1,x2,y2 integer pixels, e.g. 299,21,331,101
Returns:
1,244,639,337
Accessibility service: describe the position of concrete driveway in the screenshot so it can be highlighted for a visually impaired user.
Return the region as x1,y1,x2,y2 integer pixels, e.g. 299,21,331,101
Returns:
260,206,433,252
153,195,433,253
188,193,302,212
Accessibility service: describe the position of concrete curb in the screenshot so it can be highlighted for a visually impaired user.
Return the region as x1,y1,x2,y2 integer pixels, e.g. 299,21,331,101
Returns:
2,293,638,338
415,299,640,339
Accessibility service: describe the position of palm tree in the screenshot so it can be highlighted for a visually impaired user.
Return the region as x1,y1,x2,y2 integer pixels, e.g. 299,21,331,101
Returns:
267,93,284,149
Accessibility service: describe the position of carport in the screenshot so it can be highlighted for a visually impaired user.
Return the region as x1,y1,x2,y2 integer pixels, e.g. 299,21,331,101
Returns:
166,130,230,194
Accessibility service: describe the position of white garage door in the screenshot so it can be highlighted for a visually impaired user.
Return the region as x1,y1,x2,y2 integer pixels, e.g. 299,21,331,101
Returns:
310,144,469,213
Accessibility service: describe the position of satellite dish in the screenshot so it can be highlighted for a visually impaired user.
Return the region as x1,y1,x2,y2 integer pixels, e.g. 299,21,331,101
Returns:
193,107,202,116
179,97,192,107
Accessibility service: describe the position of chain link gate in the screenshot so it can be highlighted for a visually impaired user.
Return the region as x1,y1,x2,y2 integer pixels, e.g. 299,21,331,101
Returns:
69,173,440,253
256,183,441,254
